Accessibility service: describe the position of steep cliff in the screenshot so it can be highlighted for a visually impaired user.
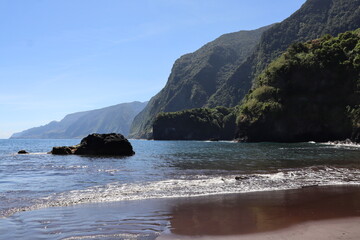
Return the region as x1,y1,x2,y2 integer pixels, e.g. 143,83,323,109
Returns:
129,26,272,139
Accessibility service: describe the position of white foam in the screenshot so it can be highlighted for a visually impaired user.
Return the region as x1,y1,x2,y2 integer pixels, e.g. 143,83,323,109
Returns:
39,167,360,206
15,152,49,155
321,141,360,149
4,166,360,217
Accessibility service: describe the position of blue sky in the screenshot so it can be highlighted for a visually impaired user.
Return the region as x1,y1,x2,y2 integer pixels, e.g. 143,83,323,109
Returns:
0,0,306,138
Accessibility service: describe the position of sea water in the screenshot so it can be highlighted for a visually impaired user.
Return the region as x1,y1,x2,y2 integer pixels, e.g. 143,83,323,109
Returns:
0,139,359,239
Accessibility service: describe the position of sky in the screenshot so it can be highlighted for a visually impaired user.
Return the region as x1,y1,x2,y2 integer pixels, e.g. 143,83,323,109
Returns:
0,0,306,138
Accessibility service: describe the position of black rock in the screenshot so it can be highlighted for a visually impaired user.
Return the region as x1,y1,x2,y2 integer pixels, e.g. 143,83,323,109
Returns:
18,150,28,154
74,133,135,156
50,133,135,156
235,176,250,181
51,146,74,155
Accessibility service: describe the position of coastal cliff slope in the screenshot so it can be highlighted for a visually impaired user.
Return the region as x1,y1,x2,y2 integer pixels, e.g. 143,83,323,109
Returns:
131,0,360,139
153,29,360,142
129,26,271,139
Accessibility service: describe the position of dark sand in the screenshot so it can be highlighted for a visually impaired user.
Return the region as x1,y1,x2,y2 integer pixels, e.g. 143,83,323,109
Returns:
158,185,360,239
158,218,360,240
2,185,360,239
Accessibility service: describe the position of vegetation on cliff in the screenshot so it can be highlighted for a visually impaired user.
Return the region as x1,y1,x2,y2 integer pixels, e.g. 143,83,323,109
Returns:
153,107,236,140
236,29,360,142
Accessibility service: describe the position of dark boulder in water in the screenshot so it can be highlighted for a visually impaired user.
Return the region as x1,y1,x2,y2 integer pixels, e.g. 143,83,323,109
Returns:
18,150,28,154
51,146,75,155
74,133,134,156
51,133,135,156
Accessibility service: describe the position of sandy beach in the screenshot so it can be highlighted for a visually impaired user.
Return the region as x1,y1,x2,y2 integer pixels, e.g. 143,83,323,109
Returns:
158,185,360,240
1,185,360,239
158,217,360,240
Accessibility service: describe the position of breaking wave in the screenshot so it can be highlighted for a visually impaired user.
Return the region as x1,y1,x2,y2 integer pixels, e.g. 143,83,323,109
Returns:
4,166,360,217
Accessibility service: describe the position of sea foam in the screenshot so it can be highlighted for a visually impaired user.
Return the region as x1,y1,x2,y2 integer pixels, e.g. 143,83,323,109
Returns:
4,166,359,218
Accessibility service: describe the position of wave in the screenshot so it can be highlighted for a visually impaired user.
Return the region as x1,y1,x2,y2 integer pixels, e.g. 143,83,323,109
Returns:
3,166,360,218
321,140,360,149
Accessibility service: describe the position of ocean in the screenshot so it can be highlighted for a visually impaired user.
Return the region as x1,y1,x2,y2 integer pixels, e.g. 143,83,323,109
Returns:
0,139,359,239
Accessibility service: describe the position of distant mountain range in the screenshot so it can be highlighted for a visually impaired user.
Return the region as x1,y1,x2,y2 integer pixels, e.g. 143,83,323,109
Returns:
130,0,360,139
10,101,147,139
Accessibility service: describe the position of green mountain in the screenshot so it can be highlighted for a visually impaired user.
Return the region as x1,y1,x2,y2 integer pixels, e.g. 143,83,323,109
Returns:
129,25,272,139
236,29,360,142
10,101,147,139
132,0,360,139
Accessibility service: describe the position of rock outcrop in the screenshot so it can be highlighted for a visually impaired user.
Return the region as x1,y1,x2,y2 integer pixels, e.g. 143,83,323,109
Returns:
51,146,77,155
18,150,28,154
51,133,135,156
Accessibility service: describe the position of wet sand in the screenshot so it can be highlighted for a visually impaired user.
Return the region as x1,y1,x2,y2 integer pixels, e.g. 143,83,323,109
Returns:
158,217,360,239
2,185,360,239
158,185,360,239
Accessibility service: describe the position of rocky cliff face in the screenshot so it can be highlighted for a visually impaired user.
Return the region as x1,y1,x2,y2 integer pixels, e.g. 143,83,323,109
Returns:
129,26,272,139
11,101,147,139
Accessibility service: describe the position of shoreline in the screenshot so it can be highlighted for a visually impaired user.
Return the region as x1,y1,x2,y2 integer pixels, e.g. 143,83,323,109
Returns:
1,185,360,239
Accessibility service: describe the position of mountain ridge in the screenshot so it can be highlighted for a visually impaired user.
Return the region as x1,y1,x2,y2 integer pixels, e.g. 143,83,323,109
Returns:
11,101,147,139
